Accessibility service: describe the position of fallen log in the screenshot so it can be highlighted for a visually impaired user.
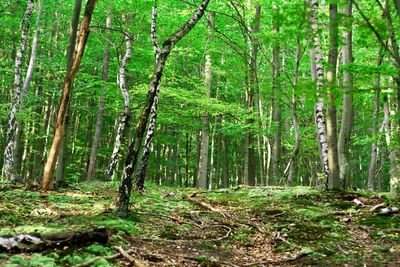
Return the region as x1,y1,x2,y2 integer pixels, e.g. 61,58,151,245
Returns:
379,207,399,216
0,227,108,253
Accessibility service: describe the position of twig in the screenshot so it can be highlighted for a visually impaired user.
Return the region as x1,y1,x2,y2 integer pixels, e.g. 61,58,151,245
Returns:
183,195,231,218
116,246,148,267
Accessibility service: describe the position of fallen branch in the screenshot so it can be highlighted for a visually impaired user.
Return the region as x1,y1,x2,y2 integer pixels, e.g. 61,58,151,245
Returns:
116,246,148,267
183,196,231,218
380,207,399,215
0,228,108,253
370,203,385,211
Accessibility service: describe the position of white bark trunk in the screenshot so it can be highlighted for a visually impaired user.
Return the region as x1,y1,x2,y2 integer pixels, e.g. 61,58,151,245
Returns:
2,0,35,182
104,28,131,180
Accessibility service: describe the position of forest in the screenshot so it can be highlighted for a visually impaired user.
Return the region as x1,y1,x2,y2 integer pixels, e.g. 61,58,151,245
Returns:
0,0,399,266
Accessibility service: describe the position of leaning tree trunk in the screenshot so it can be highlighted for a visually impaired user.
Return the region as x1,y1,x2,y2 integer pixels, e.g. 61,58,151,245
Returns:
87,15,111,180
135,7,162,191
115,0,211,217
2,0,34,182
310,0,329,185
14,0,43,173
41,0,97,192
104,23,131,181
338,0,353,190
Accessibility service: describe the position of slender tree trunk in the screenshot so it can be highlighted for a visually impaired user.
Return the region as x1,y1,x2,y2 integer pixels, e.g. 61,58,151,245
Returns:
209,116,218,190
326,3,341,190
114,0,211,217
197,12,214,190
338,0,353,190
41,0,97,192
310,0,329,184
244,3,260,186
367,55,383,191
222,134,229,188
2,0,34,182
288,38,301,186
87,15,111,180
271,3,281,184
104,24,132,181
14,0,43,173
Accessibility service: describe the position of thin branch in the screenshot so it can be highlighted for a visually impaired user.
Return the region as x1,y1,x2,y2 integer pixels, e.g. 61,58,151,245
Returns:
353,0,398,63
90,25,134,40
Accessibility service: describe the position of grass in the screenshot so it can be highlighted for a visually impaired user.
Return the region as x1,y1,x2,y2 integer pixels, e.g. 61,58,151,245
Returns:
0,182,399,266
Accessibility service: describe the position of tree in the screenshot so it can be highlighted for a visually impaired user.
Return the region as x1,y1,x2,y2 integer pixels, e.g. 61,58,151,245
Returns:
41,0,97,192
87,14,112,181
114,0,211,217
338,0,354,189
326,2,341,190
104,15,132,181
2,0,34,182
309,0,329,184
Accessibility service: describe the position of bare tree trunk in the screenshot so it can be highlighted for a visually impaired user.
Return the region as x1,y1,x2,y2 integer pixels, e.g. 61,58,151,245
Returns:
288,38,301,186
271,3,281,184
209,116,218,190
2,0,34,182
104,22,132,181
367,53,383,191
114,0,211,217
197,12,214,190
41,0,97,192
326,2,341,190
310,0,329,185
338,0,353,190
14,0,43,173
87,15,111,180
222,134,229,188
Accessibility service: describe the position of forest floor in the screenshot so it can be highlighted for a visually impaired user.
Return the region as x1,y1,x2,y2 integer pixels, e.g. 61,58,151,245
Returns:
0,182,399,266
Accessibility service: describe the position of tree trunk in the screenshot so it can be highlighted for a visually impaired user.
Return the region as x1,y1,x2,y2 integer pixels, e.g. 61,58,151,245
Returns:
271,3,281,184
243,2,260,186
338,0,353,190
310,0,329,184
87,16,111,180
14,0,43,173
326,3,341,190
104,22,132,181
2,0,34,182
197,12,214,190
367,54,383,191
222,135,229,188
114,0,211,217
288,38,301,186
41,0,97,192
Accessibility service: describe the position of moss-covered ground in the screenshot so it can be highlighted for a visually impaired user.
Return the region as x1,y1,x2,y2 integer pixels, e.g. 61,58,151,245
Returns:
0,182,399,266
